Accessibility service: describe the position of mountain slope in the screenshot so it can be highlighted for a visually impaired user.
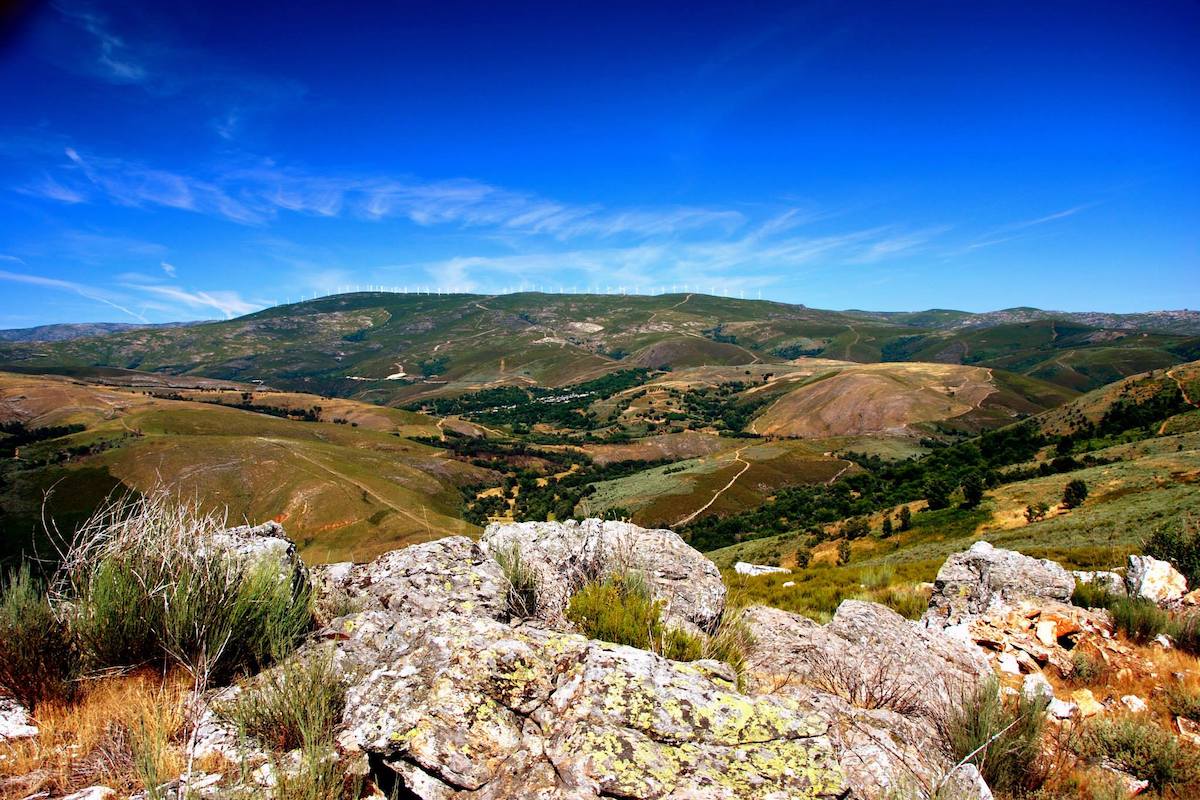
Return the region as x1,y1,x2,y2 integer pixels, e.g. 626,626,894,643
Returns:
1,292,1192,396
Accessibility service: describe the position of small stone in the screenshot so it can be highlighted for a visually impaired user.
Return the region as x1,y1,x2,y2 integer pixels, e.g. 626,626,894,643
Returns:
998,652,1021,674
62,788,118,800
1048,699,1076,719
1178,717,1200,747
0,698,38,741
1035,619,1058,647
782,580,795,587
1154,633,1173,649
1071,688,1104,717
1022,672,1054,703
1120,695,1147,714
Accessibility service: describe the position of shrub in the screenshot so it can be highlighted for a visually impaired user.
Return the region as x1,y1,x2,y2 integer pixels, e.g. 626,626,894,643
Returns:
860,564,895,590
874,585,928,620
0,563,77,709
217,649,347,752
1082,716,1198,793
936,678,1048,795
1025,502,1049,523
1068,649,1109,686
836,539,851,566
61,494,313,684
1165,682,1200,723
801,654,921,714
567,572,711,663
494,544,539,619
1062,479,1088,509
1174,612,1200,656
1071,578,1116,610
1145,516,1200,588
1108,597,1171,644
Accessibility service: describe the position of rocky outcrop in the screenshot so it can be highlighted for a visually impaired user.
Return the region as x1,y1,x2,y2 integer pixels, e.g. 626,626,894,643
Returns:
739,601,993,800
924,541,1074,627
314,536,509,623
1125,555,1188,603
208,519,308,591
340,612,847,799
481,519,726,633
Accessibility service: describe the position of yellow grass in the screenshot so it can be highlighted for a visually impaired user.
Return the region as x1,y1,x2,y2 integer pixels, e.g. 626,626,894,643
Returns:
0,670,190,798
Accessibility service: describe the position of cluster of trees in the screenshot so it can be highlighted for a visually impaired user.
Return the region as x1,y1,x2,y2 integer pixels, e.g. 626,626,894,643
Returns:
678,382,771,434
409,369,653,431
682,422,1048,551
0,422,87,458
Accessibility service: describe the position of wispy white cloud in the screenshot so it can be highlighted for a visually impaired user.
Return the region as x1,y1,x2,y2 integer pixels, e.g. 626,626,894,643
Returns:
0,268,147,322
160,261,176,277
54,4,150,84
127,283,260,318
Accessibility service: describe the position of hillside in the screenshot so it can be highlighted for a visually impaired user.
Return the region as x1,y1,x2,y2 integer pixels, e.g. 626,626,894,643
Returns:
0,372,487,565
0,292,1194,396
0,320,203,342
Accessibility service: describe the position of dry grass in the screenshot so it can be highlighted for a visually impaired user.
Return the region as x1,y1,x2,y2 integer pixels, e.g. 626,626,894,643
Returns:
0,670,189,797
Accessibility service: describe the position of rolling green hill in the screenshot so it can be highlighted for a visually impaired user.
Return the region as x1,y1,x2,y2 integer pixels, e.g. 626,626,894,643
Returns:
1,292,1194,396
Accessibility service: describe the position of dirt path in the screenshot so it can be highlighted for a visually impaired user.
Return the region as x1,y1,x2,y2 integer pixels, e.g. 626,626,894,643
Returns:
674,446,751,526
1159,367,1199,434
648,293,694,323
825,459,854,485
841,325,861,360
432,326,500,353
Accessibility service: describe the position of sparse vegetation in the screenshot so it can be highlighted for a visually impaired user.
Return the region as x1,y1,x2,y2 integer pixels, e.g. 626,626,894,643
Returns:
494,543,540,618
0,563,76,710
936,678,1049,796
1080,716,1198,794
1145,515,1200,587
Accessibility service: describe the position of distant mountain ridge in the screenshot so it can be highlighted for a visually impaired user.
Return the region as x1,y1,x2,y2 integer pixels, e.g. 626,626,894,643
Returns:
850,307,1200,335
0,320,206,342
0,293,1196,396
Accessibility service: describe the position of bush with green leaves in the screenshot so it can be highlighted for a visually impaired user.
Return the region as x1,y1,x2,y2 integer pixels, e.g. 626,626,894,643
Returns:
935,678,1049,795
1145,516,1200,588
1071,578,1116,610
60,494,313,684
1081,716,1198,794
1062,478,1089,509
1108,597,1172,645
1165,682,1200,724
217,649,347,752
0,563,77,709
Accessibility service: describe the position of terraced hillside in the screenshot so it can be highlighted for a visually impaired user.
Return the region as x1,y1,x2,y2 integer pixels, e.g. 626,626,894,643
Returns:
0,372,487,565
1,292,1195,396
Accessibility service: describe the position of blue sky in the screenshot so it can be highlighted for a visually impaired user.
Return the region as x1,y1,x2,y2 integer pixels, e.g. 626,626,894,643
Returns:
0,0,1196,326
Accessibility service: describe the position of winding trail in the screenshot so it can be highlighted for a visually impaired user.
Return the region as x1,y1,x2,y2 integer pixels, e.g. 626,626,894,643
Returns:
1159,367,1199,434
648,293,694,323
674,446,750,526
825,459,854,485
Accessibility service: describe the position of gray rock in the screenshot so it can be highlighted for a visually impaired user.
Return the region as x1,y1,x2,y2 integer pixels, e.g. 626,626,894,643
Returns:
482,519,725,633
740,601,993,799
341,612,847,799
316,536,509,624
1021,673,1054,704
924,541,1074,627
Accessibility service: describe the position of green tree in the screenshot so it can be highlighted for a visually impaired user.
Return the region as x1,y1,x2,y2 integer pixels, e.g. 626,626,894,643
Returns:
898,506,912,531
1062,479,1088,509
837,539,851,566
924,476,953,510
962,471,985,509
794,546,812,569
881,516,894,537
841,516,870,540
1025,502,1049,524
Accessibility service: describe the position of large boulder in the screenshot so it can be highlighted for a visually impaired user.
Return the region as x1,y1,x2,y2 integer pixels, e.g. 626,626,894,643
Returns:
313,536,509,623
1125,555,1187,603
739,602,992,799
924,541,1074,627
481,519,726,634
340,612,847,800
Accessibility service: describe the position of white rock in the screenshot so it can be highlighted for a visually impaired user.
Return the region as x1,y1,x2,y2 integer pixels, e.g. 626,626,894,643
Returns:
0,697,37,741
1125,555,1187,603
62,788,117,800
1070,570,1127,597
998,652,1021,674
1154,633,1174,649
1022,672,1055,703
1121,694,1148,713
734,561,792,576
1048,699,1077,719
782,580,795,587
